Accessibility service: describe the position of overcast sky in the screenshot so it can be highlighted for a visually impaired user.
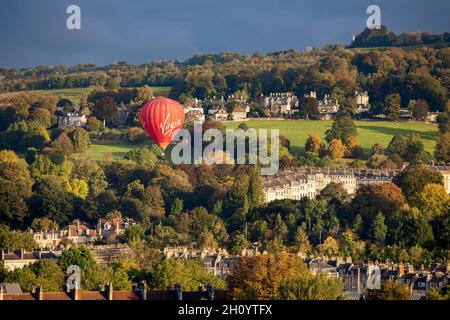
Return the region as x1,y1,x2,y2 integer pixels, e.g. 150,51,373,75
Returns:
0,0,449,68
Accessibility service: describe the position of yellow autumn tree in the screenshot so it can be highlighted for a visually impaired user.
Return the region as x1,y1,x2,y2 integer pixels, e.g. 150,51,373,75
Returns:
413,183,450,220
227,253,306,300
305,133,322,153
327,139,346,160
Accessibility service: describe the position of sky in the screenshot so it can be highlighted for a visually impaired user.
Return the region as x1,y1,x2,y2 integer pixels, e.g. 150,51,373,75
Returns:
0,0,449,68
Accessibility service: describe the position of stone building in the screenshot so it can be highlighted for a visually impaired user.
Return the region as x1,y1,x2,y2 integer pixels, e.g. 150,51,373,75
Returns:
260,92,299,116
0,249,59,271
57,113,87,129
354,91,370,113
96,217,136,244
231,106,248,121
262,169,357,202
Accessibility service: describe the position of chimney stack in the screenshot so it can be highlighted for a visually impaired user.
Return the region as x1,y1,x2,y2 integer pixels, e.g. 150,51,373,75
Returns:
207,284,215,300
137,281,147,301
105,282,113,301
69,284,80,301
19,249,25,259
175,284,183,301
35,285,44,301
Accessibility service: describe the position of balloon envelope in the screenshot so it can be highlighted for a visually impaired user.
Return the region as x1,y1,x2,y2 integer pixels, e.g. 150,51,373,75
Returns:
140,97,185,150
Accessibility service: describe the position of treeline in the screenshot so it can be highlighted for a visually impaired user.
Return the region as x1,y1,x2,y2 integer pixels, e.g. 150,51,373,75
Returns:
1,29,448,114
351,25,450,48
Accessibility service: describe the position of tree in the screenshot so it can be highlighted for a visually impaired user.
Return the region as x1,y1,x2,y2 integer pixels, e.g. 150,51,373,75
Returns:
294,224,311,254
67,178,89,199
305,133,322,153
31,217,59,232
385,135,408,159
298,97,320,119
227,253,306,300
279,272,343,300
124,147,157,164
319,236,340,256
327,139,346,160
72,128,91,153
127,127,146,143
370,212,387,244
170,198,184,217
30,260,65,292
325,116,357,143
141,185,166,222
337,97,357,118
383,93,401,121
411,99,429,121
366,281,411,300
388,208,435,248
32,175,74,224
51,132,74,155
413,183,450,220
351,183,406,222
149,259,225,291
30,108,51,129
85,117,104,132
435,132,450,162
0,150,34,225
371,143,384,156
318,182,348,202
393,165,444,202
0,225,37,251
58,245,97,272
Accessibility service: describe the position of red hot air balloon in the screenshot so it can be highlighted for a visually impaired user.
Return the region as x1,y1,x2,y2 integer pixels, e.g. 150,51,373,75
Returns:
140,97,185,150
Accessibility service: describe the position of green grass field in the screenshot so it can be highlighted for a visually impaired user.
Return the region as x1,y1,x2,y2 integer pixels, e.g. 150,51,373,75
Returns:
30,86,172,103
82,120,439,161
226,120,439,156
74,139,150,161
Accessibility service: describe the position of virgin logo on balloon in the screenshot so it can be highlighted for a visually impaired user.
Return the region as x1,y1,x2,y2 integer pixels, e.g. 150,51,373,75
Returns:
160,114,182,138
140,97,185,150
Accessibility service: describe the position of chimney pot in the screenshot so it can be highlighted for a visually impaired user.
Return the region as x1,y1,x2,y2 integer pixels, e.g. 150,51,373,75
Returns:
105,282,113,301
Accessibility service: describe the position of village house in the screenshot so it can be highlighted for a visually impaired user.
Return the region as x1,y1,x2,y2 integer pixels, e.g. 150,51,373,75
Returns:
185,107,206,123
96,217,136,244
116,103,130,127
57,112,87,129
60,220,98,246
31,220,98,249
231,106,248,121
208,108,229,121
318,94,340,119
354,91,370,113
0,249,59,271
260,92,299,116
31,229,60,249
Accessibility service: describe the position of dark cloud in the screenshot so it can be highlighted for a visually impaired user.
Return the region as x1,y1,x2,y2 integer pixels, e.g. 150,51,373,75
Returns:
0,0,449,68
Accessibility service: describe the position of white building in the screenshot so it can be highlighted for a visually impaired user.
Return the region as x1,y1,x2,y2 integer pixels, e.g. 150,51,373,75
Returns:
263,169,357,202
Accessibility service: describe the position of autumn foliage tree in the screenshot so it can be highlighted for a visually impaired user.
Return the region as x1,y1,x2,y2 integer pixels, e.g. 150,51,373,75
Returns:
305,133,322,153
327,139,346,160
227,253,306,300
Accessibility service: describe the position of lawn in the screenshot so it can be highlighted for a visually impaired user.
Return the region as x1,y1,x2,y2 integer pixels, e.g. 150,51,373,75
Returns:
81,120,439,161
30,86,172,103
226,120,439,157
73,139,150,161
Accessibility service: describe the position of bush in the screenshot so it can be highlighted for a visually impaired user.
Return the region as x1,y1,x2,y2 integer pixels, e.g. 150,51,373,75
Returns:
127,127,146,143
